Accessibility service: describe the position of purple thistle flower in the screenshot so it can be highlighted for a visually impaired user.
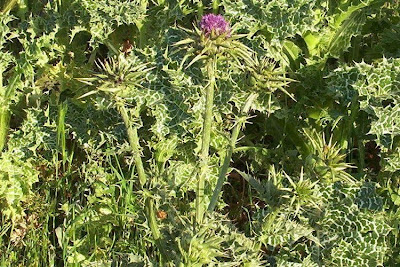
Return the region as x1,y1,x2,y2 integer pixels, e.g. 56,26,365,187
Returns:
199,14,231,37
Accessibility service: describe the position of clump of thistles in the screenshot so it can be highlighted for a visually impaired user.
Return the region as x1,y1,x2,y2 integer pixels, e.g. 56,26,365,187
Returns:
199,14,231,38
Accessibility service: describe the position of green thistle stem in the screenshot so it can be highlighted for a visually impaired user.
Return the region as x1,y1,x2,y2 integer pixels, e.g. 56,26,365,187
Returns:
0,68,8,152
196,57,216,224
0,65,19,152
57,102,68,169
144,197,160,239
0,108,10,152
136,21,146,49
208,93,257,212
118,104,147,186
1,0,17,13
117,103,167,259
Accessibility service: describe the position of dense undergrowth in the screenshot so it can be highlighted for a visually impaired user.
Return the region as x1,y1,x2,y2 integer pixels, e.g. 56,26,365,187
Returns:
0,0,400,266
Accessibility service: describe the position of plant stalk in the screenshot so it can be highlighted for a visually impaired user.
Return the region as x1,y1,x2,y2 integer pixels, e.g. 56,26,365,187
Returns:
0,68,8,152
208,93,257,212
57,102,68,169
0,108,10,152
196,58,216,224
145,197,161,240
0,65,19,152
1,0,17,13
117,103,167,259
118,104,147,186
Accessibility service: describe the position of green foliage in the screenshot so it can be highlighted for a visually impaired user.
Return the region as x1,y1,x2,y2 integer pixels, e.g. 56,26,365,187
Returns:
0,108,50,219
318,183,390,266
0,152,39,219
1,0,400,266
327,58,400,173
78,0,147,42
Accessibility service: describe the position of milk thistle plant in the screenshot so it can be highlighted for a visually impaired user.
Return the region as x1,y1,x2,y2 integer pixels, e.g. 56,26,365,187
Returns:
77,54,166,258
176,14,253,224
3,1,400,266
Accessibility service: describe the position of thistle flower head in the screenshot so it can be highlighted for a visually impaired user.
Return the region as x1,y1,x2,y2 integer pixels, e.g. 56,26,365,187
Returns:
199,14,230,38
245,56,295,99
174,14,252,67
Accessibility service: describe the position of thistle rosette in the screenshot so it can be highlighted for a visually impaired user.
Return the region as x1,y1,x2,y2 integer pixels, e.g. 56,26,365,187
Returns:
174,14,253,68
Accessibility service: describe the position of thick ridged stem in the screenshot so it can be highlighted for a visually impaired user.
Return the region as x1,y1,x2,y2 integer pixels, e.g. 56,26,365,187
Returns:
0,68,6,151
0,67,10,152
118,104,147,186
145,197,162,243
0,108,10,152
1,0,17,13
57,102,68,168
117,103,166,258
196,58,216,224
136,21,146,49
208,93,257,212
